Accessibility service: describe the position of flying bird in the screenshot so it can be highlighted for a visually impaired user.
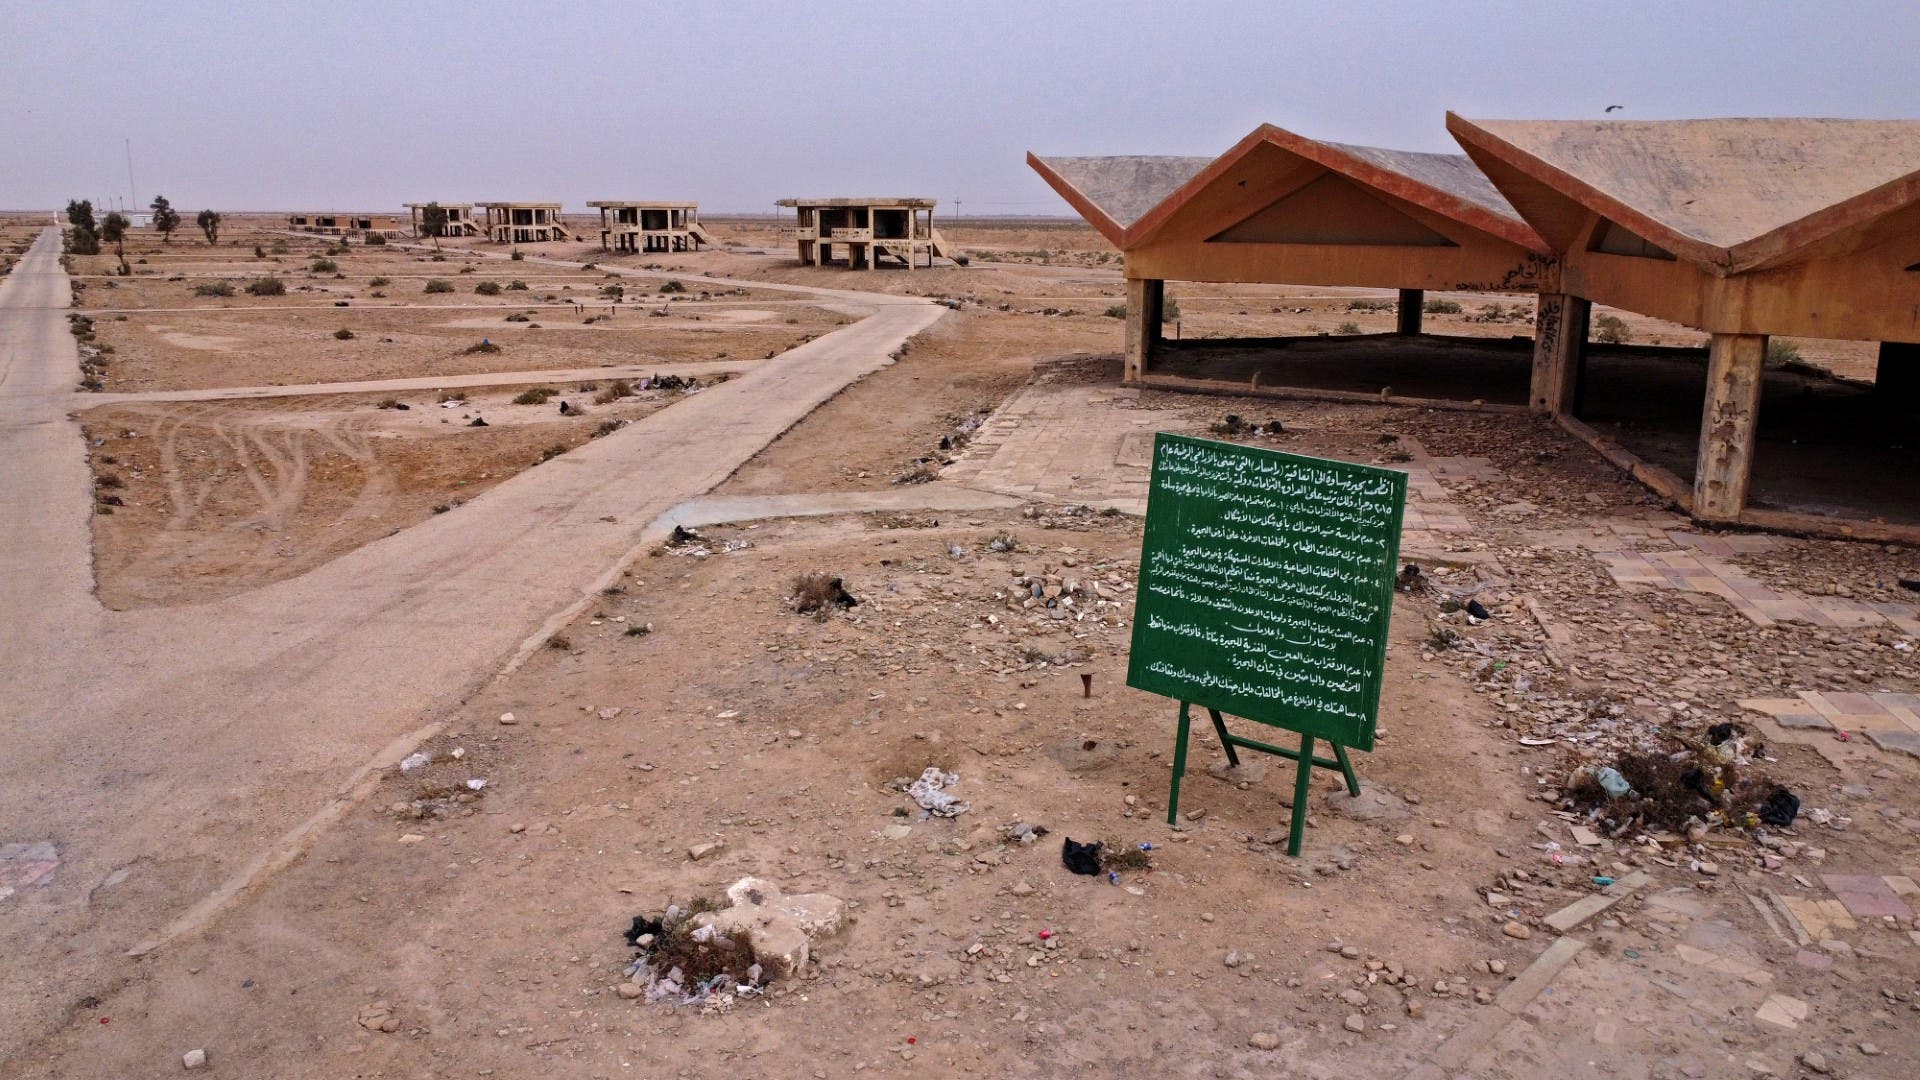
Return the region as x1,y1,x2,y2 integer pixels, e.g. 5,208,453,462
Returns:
1605,104,1624,113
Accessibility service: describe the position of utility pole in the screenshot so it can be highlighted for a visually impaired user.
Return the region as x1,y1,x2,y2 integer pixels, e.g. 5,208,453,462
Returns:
125,137,137,216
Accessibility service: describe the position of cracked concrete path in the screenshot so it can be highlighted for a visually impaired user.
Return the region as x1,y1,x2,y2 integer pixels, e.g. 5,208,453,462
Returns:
0,226,943,1063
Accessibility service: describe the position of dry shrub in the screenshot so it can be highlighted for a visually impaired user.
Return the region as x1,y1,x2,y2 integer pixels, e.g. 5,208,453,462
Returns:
593,379,633,405
791,572,857,616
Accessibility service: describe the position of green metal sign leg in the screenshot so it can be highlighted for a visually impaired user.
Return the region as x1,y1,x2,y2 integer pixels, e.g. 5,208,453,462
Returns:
1286,732,1316,857
1167,701,1193,826
1206,707,1240,768
1332,742,1361,796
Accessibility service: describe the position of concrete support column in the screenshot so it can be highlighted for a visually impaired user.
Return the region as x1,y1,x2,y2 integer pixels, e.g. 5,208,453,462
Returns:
1396,289,1424,335
1529,293,1590,415
1123,278,1165,383
1876,341,1920,399
1693,333,1767,522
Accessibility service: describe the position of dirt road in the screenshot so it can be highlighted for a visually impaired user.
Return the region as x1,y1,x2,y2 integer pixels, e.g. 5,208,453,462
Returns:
0,227,944,1065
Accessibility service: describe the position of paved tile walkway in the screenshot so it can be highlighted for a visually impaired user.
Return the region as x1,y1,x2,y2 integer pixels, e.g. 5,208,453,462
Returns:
1739,691,1920,756
943,378,1486,558
1773,872,1920,942
1599,548,1920,632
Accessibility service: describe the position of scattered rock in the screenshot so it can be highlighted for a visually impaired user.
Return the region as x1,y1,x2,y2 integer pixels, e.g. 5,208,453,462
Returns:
1799,1051,1830,1075
688,842,723,861
1339,988,1369,1007
1502,921,1533,940
1248,1031,1281,1051
1753,993,1809,1030
616,981,643,1000
1322,786,1409,824
498,712,517,726
182,1048,208,1070
1206,758,1268,784
356,1002,400,1033
689,876,848,977
1344,1013,1366,1033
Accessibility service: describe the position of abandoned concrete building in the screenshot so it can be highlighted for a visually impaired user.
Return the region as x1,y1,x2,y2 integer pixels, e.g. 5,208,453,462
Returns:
1449,116,1920,536
1036,117,1920,537
586,201,715,253
477,202,572,244
776,198,965,269
404,203,480,238
1029,123,1554,384
287,213,405,238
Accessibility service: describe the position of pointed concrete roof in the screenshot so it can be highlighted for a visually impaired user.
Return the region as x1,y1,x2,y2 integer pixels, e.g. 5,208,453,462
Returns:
1030,124,1544,253
1447,115,1920,273
1025,155,1215,245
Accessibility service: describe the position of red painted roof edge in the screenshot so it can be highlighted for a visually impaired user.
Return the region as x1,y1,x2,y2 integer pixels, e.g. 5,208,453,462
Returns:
1264,127,1550,255
1123,123,1548,254
1730,165,1920,272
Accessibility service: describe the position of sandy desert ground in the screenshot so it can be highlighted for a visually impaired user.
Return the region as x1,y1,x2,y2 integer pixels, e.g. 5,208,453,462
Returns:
2,216,1917,1080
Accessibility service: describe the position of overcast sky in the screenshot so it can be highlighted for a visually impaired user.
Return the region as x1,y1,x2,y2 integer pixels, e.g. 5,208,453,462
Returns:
5,0,1919,215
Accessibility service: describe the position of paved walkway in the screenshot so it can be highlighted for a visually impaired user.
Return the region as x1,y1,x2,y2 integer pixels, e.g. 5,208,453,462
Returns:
1740,692,1920,757
941,375,1486,559
1598,548,1920,631
0,226,944,1062
648,485,1024,536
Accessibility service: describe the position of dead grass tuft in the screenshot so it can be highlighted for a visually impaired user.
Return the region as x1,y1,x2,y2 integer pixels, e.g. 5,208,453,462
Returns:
791,572,858,617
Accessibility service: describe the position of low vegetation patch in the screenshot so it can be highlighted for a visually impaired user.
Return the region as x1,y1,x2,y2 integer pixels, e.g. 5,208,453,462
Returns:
1423,298,1462,315
512,387,557,405
333,328,355,340
475,280,502,296
592,379,633,405
424,279,455,294
245,276,286,297
791,572,859,618
309,258,337,274
192,280,234,297
461,340,502,354
1593,314,1630,344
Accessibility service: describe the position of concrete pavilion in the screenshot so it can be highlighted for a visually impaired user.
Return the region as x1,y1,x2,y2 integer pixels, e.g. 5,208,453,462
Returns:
1029,123,1555,386
1449,116,1920,529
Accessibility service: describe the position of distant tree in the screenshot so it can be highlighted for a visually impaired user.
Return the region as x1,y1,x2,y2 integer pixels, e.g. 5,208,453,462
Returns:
197,209,221,244
420,202,448,250
101,211,130,274
64,199,100,254
150,195,181,243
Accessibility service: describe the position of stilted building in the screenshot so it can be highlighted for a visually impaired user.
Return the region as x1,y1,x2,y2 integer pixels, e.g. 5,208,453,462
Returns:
477,202,572,244
288,213,405,238
405,203,479,238
586,201,715,253
1449,115,1920,530
776,198,966,269
1030,124,1551,384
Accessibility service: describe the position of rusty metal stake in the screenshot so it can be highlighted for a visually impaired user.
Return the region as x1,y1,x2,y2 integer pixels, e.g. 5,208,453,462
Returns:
1080,673,1093,698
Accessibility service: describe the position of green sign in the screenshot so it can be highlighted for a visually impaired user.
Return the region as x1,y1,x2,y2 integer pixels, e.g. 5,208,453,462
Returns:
1127,434,1406,750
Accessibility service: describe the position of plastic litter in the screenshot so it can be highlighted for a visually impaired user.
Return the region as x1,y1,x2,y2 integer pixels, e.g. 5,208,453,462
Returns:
1592,875,1615,887
906,767,970,817
1594,766,1632,799
1061,837,1103,875
398,752,431,772
1758,788,1800,827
